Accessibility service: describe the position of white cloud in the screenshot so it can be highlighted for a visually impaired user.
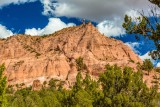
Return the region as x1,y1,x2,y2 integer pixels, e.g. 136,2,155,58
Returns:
0,0,152,38
157,63,160,67
40,0,55,16
39,0,152,37
25,18,75,36
140,52,152,61
25,28,42,36
125,42,140,54
125,10,141,22
97,18,125,37
0,0,37,7
40,0,151,22
139,52,157,66
125,10,141,19
0,24,14,38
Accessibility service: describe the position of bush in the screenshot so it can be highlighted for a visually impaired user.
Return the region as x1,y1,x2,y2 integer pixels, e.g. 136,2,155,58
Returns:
142,59,154,75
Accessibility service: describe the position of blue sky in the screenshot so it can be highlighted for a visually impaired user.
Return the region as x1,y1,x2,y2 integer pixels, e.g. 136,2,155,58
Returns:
0,0,159,66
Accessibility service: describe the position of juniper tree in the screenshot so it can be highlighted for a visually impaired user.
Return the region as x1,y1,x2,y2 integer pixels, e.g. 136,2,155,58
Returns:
123,0,160,59
0,64,7,107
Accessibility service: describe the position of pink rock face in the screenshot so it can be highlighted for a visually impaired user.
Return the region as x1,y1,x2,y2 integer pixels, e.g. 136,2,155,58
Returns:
0,23,142,86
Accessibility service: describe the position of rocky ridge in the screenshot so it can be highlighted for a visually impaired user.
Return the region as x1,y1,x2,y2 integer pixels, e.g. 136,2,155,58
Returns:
0,22,142,87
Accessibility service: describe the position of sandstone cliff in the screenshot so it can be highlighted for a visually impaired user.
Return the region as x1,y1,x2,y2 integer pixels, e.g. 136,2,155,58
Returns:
0,23,142,86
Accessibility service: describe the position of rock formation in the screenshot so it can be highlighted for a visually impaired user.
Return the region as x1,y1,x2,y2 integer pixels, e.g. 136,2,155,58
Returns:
32,80,42,91
0,22,142,86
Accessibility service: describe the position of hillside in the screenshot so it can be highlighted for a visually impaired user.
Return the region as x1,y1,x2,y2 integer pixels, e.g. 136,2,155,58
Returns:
0,22,142,87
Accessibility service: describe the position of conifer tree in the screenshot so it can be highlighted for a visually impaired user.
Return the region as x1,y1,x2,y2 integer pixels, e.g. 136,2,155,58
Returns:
123,0,160,59
0,64,7,107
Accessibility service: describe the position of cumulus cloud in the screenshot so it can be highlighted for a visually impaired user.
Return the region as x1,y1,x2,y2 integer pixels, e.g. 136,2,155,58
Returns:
40,0,151,22
39,0,153,37
157,63,160,67
139,52,157,66
0,0,152,38
140,52,153,61
40,0,55,16
0,24,14,38
125,10,141,22
25,28,42,36
0,0,37,7
125,42,140,54
97,18,125,37
25,18,75,36
96,9,143,37
139,50,160,67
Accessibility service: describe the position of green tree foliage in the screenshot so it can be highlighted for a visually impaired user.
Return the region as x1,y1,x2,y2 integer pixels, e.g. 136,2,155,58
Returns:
48,78,57,90
6,64,160,107
75,57,87,71
123,0,160,59
0,64,7,107
73,71,83,91
149,0,160,7
142,59,154,75
99,64,158,107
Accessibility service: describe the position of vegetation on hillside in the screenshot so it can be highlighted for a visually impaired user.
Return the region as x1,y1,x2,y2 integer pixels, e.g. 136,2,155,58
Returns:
0,64,7,107
142,59,154,75
4,64,160,107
